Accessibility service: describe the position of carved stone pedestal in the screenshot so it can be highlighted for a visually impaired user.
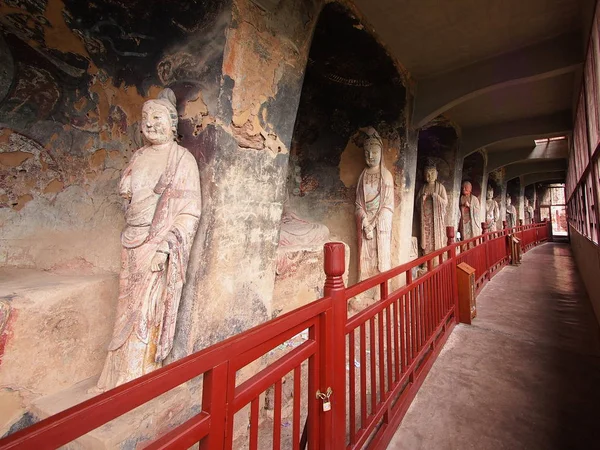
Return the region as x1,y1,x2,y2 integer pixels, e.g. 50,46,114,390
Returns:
0,269,118,436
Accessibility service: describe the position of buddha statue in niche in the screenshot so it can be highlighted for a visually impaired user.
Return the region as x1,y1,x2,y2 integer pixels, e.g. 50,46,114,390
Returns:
417,161,448,255
458,180,481,240
506,196,517,229
524,197,534,224
355,127,394,281
94,89,201,392
485,187,500,232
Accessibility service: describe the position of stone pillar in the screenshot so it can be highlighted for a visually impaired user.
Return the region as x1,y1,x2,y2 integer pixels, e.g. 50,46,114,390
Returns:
170,0,321,358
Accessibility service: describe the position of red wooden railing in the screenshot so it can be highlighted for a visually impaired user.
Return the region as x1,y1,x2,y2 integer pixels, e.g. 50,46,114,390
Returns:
0,222,549,450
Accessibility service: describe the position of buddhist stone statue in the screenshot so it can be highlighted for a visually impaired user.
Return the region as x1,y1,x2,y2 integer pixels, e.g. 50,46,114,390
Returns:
485,187,500,232
95,89,201,392
458,181,481,240
355,127,393,281
506,196,517,229
417,162,448,255
524,197,534,224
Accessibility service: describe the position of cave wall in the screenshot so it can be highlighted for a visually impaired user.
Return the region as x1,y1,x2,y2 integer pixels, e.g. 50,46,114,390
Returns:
0,0,230,272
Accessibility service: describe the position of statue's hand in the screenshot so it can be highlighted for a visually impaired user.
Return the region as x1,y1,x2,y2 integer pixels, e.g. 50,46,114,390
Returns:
151,251,168,272
365,225,374,240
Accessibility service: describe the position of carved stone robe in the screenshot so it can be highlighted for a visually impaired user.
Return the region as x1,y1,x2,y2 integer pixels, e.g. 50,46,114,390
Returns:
417,181,448,254
98,142,201,390
459,193,481,240
355,167,394,281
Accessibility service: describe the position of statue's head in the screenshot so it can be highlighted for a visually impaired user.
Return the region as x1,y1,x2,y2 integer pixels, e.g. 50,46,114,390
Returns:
461,181,472,196
487,187,493,199
424,160,438,184
524,197,529,207
507,196,512,205
142,89,178,145
362,127,383,169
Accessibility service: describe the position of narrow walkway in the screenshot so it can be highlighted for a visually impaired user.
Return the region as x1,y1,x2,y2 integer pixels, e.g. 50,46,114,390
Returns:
387,243,600,450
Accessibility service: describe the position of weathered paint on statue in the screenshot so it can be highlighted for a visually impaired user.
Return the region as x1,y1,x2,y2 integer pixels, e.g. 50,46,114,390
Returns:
506,196,517,229
95,89,201,391
458,181,481,240
417,163,448,255
485,187,500,232
355,127,393,281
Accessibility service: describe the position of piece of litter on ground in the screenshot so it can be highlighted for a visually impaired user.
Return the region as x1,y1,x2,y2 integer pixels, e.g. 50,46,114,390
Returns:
282,421,291,428
354,360,360,368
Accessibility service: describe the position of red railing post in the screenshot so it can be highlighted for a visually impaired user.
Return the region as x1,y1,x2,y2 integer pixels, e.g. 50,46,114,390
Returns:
481,222,490,279
199,362,229,450
323,242,347,448
446,226,460,324
446,225,455,247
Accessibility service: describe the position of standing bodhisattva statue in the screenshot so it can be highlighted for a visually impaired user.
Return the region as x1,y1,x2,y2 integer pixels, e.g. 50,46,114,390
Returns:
485,187,500,232
355,127,394,281
458,180,481,240
95,89,201,391
524,197,534,224
417,162,448,255
506,196,517,229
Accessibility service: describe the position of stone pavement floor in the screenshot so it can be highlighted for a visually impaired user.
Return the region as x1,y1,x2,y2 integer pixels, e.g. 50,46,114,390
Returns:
387,243,600,450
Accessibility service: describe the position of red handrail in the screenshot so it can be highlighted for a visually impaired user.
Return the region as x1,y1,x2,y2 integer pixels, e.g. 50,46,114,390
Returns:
0,222,549,450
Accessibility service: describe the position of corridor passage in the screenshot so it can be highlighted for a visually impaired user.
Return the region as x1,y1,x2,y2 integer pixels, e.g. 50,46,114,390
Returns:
387,243,600,450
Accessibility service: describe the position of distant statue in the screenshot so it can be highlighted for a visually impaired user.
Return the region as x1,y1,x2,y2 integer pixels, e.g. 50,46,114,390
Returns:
458,181,481,240
355,127,394,281
485,187,500,232
524,197,534,224
506,196,517,229
417,161,448,255
95,89,201,392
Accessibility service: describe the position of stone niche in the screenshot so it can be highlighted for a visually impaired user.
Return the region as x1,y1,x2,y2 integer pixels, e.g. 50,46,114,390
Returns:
284,2,409,287
460,150,486,230
412,123,459,257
